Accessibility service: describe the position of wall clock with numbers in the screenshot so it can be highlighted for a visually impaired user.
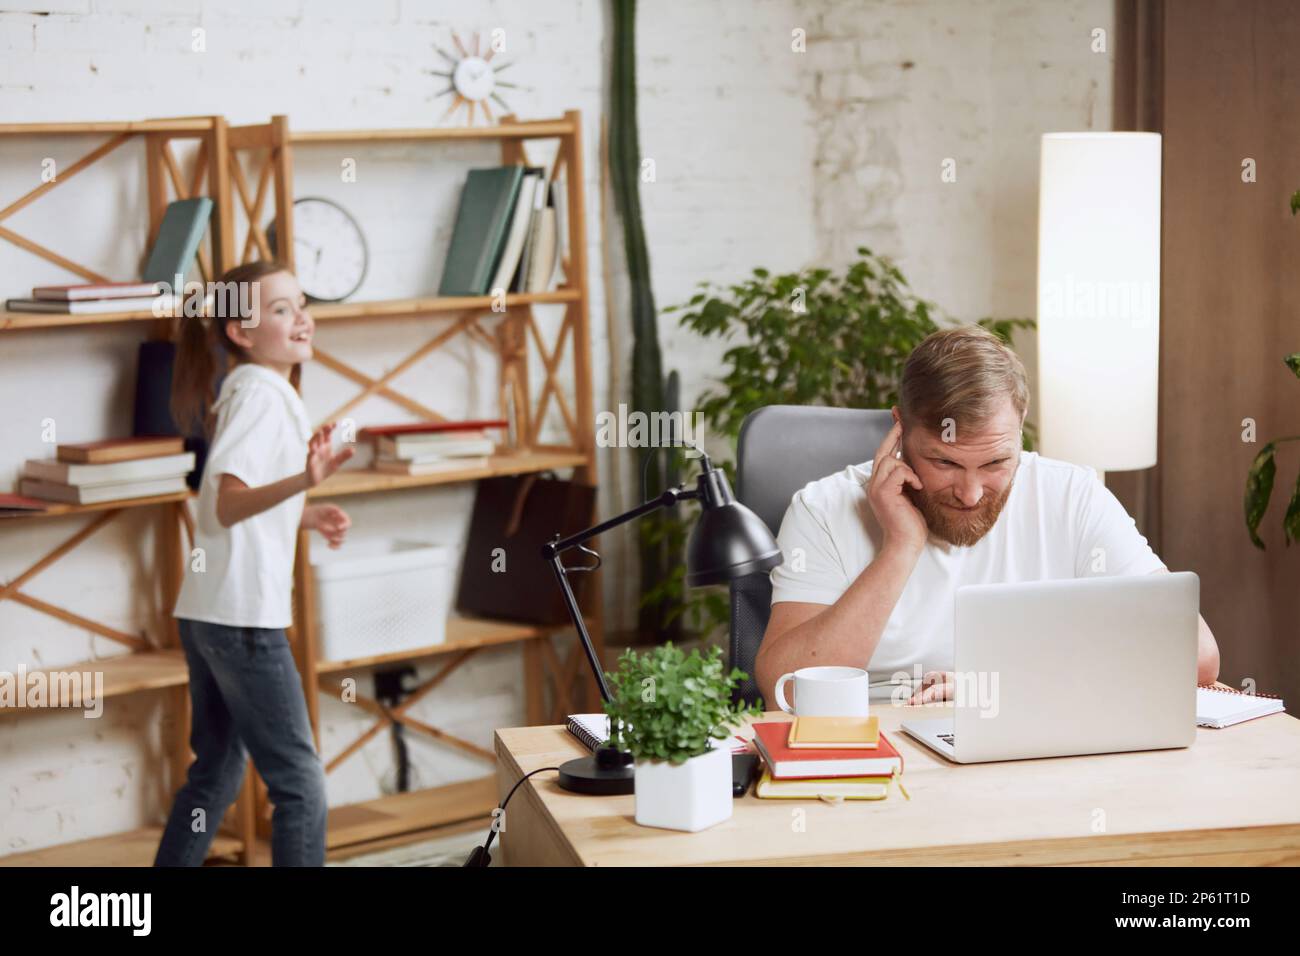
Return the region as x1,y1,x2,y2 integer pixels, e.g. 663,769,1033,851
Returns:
268,197,368,302
431,29,522,126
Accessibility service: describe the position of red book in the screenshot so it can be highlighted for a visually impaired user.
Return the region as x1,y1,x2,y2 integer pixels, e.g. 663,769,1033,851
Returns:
751,721,904,780
0,493,49,515
32,281,162,301
358,419,508,439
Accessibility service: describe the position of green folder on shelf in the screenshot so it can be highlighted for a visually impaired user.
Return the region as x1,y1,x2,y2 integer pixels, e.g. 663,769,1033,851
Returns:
438,166,525,297
142,197,213,286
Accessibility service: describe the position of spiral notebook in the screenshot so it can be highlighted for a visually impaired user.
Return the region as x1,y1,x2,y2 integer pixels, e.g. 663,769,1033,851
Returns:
565,714,749,753
1196,684,1285,728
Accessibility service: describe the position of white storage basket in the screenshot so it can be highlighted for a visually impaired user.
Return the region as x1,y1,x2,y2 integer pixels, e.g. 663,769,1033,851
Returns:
310,539,456,663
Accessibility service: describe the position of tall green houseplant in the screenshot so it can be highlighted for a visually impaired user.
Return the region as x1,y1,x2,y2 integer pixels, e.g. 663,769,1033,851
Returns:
610,0,684,643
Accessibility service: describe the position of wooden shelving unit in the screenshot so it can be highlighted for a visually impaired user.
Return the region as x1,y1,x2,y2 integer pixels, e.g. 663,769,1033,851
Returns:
0,117,259,865
1,111,604,862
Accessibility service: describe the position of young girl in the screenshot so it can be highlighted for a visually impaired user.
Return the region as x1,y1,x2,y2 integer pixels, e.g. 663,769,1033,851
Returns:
155,260,353,867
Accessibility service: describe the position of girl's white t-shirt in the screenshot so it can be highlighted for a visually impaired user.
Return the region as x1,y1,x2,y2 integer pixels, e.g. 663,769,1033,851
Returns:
173,363,312,629
767,451,1166,699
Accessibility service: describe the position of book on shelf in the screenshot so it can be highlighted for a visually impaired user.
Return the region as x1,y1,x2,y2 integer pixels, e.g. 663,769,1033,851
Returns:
20,475,188,505
438,166,525,297
550,175,569,274
374,434,496,460
0,493,49,516
359,419,507,439
512,166,549,294
490,167,545,294
142,197,213,285
56,436,185,464
524,205,558,293
32,281,162,302
5,295,165,315
23,452,195,487
372,456,490,476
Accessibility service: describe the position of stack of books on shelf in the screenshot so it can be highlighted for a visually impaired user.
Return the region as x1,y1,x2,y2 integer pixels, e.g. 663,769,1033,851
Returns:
20,437,195,505
5,281,169,316
750,716,906,801
4,196,211,316
360,419,506,476
437,165,566,297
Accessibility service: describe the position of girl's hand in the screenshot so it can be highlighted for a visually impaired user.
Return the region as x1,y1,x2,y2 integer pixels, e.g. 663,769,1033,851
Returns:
305,423,354,488
303,503,351,549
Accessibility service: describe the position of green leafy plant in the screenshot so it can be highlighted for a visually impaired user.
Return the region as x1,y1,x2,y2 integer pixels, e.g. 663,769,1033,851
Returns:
1243,352,1300,549
666,246,1037,450
602,643,761,765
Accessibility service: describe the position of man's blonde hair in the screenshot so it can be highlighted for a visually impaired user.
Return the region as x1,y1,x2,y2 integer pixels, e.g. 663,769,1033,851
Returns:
898,325,1029,435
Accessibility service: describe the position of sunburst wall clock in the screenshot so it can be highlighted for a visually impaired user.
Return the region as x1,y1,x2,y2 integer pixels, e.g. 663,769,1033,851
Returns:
433,30,522,126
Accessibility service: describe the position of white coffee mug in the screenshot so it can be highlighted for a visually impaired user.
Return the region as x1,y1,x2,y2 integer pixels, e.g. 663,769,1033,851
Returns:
773,666,870,717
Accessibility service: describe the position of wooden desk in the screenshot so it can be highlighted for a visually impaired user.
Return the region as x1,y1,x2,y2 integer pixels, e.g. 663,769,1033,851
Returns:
493,705,1300,866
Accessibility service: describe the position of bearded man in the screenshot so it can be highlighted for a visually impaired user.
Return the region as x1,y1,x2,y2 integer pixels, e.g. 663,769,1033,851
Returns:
754,325,1220,706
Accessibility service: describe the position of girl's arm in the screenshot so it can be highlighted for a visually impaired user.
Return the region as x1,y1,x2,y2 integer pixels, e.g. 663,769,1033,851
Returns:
215,423,353,528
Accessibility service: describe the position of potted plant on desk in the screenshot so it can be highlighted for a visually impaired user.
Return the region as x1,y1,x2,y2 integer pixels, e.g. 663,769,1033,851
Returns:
604,643,761,832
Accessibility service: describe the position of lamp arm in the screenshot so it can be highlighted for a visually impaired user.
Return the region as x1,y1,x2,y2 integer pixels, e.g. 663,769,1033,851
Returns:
541,485,699,559
540,483,699,707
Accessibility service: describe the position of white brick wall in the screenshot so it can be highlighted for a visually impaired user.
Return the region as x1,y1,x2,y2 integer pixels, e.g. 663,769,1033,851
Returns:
0,0,1109,855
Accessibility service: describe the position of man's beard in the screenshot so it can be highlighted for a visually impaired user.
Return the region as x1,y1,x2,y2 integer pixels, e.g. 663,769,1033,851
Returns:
903,474,1014,548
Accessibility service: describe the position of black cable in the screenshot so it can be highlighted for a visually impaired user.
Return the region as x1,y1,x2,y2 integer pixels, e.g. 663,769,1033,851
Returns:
463,766,559,867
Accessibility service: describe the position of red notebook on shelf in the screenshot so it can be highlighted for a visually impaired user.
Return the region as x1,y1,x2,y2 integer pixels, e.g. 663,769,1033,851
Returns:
359,419,507,438
0,493,49,516
752,721,903,779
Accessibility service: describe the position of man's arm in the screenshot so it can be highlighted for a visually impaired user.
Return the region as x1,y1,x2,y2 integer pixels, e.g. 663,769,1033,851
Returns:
1149,567,1220,684
755,540,921,706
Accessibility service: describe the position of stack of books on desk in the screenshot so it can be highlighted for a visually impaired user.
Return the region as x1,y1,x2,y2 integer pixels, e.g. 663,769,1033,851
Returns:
20,437,194,505
361,419,505,476
750,716,905,800
5,281,170,315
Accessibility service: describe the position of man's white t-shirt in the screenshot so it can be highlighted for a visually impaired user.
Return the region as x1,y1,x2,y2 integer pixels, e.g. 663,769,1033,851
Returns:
173,363,312,630
768,451,1166,699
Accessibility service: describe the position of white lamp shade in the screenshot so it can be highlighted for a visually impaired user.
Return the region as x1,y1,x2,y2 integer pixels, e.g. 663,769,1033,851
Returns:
1037,132,1161,472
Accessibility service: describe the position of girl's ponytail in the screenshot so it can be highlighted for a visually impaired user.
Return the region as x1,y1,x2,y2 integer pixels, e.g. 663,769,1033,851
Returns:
170,307,217,436
169,258,294,436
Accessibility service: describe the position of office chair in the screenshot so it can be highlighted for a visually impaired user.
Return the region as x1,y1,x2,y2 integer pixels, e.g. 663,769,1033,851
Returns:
728,405,894,705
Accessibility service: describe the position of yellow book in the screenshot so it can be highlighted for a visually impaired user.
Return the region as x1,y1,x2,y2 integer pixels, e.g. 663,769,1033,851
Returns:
753,767,892,801
787,715,879,749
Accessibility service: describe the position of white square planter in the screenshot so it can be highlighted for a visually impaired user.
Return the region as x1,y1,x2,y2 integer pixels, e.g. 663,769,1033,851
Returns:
633,746,732,832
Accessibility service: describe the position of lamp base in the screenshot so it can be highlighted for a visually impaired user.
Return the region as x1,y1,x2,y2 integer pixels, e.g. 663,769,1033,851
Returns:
557,747,635,795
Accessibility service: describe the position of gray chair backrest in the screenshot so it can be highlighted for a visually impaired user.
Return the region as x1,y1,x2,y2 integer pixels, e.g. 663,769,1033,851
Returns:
728,405,895,705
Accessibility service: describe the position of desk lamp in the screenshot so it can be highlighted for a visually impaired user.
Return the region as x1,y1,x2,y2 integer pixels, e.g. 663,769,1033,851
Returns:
541,448,783,795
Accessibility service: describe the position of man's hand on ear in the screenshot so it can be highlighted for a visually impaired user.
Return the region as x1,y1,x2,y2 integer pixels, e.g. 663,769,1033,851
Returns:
868,419,928,554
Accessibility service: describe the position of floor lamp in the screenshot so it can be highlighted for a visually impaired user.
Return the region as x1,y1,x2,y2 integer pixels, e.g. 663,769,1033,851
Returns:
1037,132,1162,507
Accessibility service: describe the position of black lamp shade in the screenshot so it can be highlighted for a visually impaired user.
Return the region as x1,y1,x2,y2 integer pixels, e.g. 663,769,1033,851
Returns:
686,501,783,587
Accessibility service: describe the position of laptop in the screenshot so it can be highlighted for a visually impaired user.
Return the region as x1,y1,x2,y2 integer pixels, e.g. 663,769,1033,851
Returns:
900,572,1199,763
